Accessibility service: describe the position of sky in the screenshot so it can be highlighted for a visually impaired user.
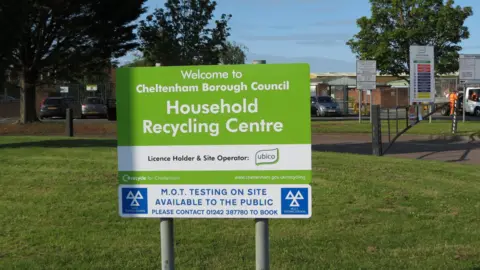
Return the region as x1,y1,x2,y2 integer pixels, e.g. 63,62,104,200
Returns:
118,0,480,73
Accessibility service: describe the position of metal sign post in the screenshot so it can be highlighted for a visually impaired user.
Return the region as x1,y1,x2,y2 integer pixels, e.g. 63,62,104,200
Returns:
154,62,175,270
161,218,174,270
252,59,270,270
463,83,466,123
356,60,377,123
369,90,373,123
358,90,362,123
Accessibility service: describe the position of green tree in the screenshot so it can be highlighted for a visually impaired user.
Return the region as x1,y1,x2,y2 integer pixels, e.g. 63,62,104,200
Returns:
138,0,232,66
11,0,147,123
122,51,153,67
219,41,248,64
0,0,27,96
346,0,473,79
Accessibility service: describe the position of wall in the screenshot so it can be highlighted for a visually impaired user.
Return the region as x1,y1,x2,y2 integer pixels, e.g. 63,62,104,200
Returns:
380,88,409,108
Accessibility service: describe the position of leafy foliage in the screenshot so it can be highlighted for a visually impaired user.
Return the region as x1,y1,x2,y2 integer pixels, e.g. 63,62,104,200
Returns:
6,0,147,122
138,0,232,66
14,0,147,82
219,41,248,64
0,0,27,72
346,0,473,78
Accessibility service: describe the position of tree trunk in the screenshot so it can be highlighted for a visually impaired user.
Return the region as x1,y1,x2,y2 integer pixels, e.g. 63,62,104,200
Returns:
19,70,39,123
0,67,5,101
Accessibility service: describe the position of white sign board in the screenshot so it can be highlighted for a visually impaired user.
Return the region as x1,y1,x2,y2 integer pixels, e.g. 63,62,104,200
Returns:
409,45,435,104
86,84,98,91
459,54,480,82
119,185,312,218
60,86,69,93
356,60,376,90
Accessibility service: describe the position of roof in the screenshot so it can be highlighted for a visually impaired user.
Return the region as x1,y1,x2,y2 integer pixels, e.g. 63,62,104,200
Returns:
311,72,460,77
326,77,357,86
387,80,409,88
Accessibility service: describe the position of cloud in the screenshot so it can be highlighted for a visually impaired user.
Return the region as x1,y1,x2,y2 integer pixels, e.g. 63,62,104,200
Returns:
461,45,480,50
263,19,356,30
246,52,355,72
239,32,353,47
296,40,348,46
312,19,357,26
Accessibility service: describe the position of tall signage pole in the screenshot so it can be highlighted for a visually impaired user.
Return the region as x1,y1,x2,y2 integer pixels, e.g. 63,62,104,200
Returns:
409,45,435,120
459,54,480,122
252,59,270,270
155,62,175,270
116,62,313,270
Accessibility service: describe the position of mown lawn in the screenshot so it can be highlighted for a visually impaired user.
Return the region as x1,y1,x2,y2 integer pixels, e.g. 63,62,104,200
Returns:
312,119,480,135
1,119,478,137
0,136,479,269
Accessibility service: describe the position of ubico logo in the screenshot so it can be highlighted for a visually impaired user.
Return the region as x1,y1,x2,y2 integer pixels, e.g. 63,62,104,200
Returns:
255,148,279,165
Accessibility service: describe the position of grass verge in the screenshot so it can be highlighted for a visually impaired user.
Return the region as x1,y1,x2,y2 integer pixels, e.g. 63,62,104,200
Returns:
1,136,479,269
0,119,478,137
312,120,480,135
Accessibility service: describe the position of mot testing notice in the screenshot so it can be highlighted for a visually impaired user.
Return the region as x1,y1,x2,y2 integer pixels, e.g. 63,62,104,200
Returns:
119,185,311,218
116,63,312,219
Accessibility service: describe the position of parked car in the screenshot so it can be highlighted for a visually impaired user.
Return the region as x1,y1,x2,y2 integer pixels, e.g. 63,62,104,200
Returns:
440,88,480,117
39,97,75,119
0,95,18,103
81,97,107,119
311,96,341,117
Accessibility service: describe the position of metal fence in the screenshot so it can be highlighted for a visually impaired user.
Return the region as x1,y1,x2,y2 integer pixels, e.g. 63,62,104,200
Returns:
47,83,116,102
435,77,457,100
45,83,116,118
0,82,116,119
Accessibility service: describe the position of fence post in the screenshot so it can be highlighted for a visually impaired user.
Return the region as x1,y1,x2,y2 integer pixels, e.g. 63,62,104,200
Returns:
452,98,459,134
369,89,373,123
371,105,382,156
358,90,362,123
65,108,74,137
462,84,466,123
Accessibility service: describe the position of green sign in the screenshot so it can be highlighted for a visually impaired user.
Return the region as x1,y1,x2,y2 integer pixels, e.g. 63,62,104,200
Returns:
116,63,311,184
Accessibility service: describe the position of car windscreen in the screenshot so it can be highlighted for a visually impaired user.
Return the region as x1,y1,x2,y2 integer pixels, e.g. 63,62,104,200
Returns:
84,98,103,104
317,97,333,103
470,89,480,95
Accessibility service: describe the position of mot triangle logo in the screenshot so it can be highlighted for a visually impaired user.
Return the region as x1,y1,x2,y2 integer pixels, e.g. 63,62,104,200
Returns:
285,190,304,207
126,190,144,207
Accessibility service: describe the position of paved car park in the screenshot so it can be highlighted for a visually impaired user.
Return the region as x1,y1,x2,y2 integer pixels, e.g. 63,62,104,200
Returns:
312,133,480,165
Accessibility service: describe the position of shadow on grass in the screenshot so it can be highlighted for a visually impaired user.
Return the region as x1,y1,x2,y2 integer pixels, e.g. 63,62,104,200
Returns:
312,137,480,163
0,139,117,149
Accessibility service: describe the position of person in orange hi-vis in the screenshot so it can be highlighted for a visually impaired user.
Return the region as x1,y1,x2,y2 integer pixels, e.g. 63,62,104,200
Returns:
472,91,478,101
449,90,458,116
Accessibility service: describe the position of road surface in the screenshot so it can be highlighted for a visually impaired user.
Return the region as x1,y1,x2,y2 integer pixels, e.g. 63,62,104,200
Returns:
312,133,480,165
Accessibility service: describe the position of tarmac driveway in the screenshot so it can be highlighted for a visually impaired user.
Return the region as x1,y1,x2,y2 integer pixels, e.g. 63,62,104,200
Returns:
312,133,480,165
